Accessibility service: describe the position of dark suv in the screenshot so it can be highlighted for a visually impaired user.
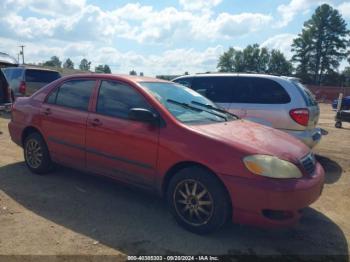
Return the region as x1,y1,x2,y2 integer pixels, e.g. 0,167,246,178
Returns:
2,66,61,99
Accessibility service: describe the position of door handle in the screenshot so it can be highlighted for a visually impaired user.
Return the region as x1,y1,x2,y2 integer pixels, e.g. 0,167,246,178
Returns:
43,108,52,116
90,118,102,127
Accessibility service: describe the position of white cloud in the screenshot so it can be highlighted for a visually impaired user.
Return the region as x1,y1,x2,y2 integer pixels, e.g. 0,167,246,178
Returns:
276,0,331,27
193,12,273,39
179,0,222,11
337,2,350,19
261,33,297,59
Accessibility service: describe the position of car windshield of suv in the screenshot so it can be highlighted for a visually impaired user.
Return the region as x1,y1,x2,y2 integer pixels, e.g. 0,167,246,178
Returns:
140,82,235,124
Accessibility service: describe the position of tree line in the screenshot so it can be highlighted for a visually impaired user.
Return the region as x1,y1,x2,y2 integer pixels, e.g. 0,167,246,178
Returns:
42,56,112,74
217,4,350,86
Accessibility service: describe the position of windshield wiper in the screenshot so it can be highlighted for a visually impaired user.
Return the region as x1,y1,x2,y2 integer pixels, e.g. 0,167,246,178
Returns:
191,101,240,119
166,99,227,121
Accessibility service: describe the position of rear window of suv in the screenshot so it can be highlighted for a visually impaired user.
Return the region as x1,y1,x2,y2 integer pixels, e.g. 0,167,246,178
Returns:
25,69,60,83
190,76,291,104
291,81,317,106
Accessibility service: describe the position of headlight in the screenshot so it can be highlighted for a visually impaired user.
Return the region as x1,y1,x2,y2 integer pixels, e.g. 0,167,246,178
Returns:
243,155,302,179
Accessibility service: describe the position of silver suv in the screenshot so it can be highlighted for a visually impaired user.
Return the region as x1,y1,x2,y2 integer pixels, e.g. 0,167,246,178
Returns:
2,66,61,99
173,73,321,148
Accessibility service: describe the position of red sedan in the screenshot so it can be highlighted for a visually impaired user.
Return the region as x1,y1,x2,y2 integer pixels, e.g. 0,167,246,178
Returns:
8,74,324,234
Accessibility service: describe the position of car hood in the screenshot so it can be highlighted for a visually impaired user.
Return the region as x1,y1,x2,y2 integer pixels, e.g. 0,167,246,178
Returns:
189,119,309,163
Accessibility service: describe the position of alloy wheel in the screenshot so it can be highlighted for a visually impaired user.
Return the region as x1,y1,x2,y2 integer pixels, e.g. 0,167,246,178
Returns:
25,139,43,169
173,179,214,226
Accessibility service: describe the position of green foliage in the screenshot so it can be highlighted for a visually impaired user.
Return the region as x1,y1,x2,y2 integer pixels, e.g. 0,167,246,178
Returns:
63,58,74,69
43,56,62,68
79,58,91,71
95,64,111,73
292,4,349,84
217,44,293,76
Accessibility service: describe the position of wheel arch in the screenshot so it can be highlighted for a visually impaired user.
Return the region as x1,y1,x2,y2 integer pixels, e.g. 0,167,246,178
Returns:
21,126,43,146
161,161,232,208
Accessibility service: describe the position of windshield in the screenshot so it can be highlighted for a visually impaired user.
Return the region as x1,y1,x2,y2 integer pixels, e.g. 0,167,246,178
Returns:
140,82,234,124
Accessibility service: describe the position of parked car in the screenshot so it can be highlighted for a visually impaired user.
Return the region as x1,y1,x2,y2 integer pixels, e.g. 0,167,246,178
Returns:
2,66,61,99
332,96,350,111
173,74,322,148
0,52,17,110
0,69,12,110
8,74,324,234
0,52,18,68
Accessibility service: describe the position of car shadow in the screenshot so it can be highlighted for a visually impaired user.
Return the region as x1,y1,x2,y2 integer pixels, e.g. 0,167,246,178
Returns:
0,162,348,259
316,155,343,184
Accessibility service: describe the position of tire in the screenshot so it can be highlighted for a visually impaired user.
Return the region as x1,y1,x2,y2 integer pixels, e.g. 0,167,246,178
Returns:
335,121,342,128
167,166,231,234
24,132,52,174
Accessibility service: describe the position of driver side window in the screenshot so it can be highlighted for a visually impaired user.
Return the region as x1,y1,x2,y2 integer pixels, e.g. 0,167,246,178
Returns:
96,81,151,119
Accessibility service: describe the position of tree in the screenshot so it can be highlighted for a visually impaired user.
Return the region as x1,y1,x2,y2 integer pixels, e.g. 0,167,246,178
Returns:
217,47,235,72
95,64,111,73
129,70,137,75
291,4,349,84
63,58,74,69
268,50,293,76
139,72,144,76
217,44,293,75
103,65,111,73
43,56,62,68
79,58,91,71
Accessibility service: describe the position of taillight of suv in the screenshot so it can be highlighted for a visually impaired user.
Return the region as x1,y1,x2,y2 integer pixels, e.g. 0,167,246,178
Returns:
19,81,26,95
289,108,309,126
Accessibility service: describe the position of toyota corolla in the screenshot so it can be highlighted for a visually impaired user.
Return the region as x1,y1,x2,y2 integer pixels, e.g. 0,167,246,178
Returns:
8,74,324,234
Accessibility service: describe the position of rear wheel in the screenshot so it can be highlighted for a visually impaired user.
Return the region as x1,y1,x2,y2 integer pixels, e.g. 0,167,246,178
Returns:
335,121,342,128
24,132,52,174
167,166,230,234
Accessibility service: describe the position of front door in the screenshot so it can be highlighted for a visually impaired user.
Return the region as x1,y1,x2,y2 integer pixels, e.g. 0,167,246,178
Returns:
85,80,159,188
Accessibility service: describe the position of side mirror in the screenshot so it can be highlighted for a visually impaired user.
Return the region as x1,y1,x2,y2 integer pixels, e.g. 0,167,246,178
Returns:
128,108,159,124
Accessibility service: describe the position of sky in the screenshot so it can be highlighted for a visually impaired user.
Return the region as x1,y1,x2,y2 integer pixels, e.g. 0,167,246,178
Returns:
0,0,349,76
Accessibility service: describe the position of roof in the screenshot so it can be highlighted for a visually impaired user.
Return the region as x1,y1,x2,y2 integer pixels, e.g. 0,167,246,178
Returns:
62,73,169,83
0,52,18,66
173,73,288,81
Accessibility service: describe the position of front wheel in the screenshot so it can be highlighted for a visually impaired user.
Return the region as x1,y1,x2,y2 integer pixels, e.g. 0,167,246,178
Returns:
24,132,53,174
167,167,230,234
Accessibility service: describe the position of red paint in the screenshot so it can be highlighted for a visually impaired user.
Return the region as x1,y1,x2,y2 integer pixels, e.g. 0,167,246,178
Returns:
8,74,325,228
289,108,309,126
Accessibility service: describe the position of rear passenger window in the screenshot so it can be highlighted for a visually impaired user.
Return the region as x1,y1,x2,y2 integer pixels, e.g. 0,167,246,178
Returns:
46,80,95,111
25,70,60,83
235,78,291,104
191,77,234,103
96,81,151,119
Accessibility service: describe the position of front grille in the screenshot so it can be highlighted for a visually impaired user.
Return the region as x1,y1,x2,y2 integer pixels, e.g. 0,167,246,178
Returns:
300,153,316,176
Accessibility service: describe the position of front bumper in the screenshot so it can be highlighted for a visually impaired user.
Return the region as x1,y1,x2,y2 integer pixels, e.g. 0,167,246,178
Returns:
220,162,324,228
283,127,322,148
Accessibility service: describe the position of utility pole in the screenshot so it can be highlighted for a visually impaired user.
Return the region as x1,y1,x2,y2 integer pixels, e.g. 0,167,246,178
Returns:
19,45,25,64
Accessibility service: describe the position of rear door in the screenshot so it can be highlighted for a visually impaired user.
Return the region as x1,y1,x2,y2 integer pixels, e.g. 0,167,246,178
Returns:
40,79,96,169
25,69,61,96
229,77,292,128
85,80,159,188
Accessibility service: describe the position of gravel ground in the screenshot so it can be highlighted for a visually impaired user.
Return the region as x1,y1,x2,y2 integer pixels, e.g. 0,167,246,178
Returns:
0,103,349,261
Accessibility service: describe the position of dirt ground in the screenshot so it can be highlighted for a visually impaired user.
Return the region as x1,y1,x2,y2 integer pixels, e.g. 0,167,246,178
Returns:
0,103,349,260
